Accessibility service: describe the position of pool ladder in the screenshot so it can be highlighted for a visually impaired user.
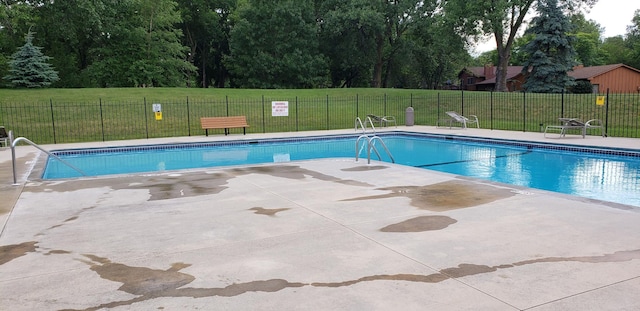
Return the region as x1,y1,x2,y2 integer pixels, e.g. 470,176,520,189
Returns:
7,130,86,185
355,134,395,164
355,116,377,134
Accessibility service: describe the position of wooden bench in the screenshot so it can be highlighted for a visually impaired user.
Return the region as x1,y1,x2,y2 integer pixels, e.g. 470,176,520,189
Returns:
200,116,249,136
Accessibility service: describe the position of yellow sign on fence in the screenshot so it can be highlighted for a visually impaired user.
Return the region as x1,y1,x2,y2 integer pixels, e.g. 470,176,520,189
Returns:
596,96,605,106
155,112,163,121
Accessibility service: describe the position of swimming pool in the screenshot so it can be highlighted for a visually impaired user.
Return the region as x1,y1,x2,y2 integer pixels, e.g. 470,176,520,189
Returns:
42,132,640,207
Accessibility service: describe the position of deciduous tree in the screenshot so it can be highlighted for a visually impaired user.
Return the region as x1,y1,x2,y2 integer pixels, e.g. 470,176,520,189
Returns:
89,0,195,87
225,0,327,88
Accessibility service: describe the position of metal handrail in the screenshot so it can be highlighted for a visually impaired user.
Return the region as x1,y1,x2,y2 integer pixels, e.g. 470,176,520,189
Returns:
369,136,395,163
354,117,377,134
355,134,394,164
365,117,377,133
9,130,86,185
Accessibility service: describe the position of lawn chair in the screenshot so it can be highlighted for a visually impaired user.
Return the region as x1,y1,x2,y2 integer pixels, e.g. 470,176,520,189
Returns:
367,114,397,128
544,118,605,138
438,111,479,129
0,126,8,147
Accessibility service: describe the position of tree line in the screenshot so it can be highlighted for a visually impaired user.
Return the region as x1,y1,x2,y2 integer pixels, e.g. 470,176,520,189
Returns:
1,0,639,90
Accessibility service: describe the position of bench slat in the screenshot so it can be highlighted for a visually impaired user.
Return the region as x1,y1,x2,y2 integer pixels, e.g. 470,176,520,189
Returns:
200,116,249,136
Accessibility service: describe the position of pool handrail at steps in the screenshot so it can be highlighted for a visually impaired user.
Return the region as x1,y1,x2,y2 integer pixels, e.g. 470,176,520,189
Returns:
8,130,86,185
355,116,378,134
355,134,395,164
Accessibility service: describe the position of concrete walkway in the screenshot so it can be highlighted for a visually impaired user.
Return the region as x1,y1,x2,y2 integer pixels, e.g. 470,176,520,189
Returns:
1,127,639,310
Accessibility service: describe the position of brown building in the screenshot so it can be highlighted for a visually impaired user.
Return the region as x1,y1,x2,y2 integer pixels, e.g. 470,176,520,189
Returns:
458,63,640,93
569,64,640,93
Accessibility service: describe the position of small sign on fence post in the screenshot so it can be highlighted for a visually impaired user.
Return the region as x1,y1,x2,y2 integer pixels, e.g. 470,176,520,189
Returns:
271,101,289,117
596,96,605,106
153,103,163,120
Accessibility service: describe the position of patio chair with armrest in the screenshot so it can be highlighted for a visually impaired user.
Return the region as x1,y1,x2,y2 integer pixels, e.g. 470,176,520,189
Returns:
366,114,397,128
0,126,8,147
544,118,605,138
438,111,479,129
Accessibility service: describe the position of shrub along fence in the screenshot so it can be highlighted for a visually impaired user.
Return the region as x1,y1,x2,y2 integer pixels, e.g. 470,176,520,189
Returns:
1,91,639,144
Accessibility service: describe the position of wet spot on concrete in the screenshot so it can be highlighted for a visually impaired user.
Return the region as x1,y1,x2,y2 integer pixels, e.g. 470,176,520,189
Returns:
45,250,71,255
341,165,388,172
231,165,373,187
25,165,371,202
440,264,497,278
0,241,37,265
23,172,234,202
124,174,232,201
311,273,450,287
513,249,640,266
178,279,307,298
64,247,640,310
343,180,514,211
84,255,195,296
72,255,306,310
250,207,290,216
48,215,81,230
380,215,457,232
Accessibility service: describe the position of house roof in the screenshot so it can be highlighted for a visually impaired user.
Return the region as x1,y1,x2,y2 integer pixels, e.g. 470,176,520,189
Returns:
568,64,640,79
476,66,524,85
463,67,487,77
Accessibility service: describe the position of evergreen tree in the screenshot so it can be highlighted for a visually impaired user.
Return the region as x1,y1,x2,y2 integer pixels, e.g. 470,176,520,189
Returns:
3,31,59,88
521,0,576,93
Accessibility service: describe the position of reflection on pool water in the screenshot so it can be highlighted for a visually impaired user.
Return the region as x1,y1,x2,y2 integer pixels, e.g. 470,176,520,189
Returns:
43,133,640,207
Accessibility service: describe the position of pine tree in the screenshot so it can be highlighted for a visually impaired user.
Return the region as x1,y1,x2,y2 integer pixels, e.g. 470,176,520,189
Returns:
521,0,576,93
3,31,59,88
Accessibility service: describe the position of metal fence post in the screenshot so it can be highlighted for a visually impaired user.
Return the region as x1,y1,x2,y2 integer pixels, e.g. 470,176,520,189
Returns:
262,95,266,133
50,99,57,144
384,93,387,116
144,98,149,139
490,91,494,130
326,95,330,130
605,88,610,135
187,96,191,136
522,92,526,132
295,96,299,132
356,94,359,118
100,98,105,141
561,89,565,118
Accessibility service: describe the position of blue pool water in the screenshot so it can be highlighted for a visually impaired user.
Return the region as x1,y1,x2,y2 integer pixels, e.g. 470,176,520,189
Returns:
43,133,640,207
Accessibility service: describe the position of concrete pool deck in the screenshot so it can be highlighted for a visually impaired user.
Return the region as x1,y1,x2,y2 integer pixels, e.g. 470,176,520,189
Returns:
1,126,639,310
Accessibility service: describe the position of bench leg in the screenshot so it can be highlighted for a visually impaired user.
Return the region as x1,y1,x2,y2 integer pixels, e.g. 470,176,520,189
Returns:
205,129,209,137
243,127,246,135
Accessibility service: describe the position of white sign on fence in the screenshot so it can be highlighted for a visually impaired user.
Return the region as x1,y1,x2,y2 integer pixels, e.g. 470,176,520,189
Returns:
271,101,289,116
